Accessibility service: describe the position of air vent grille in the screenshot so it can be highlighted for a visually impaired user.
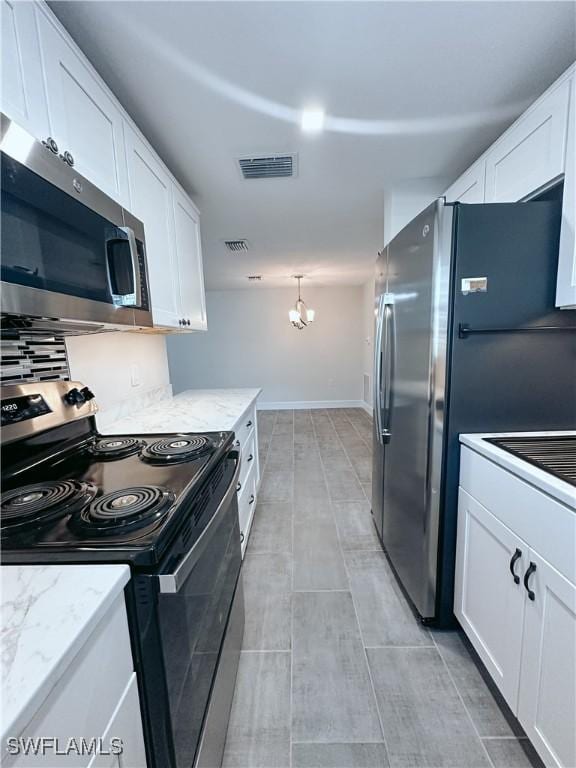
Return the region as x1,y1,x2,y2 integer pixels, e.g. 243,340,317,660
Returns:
238,154,296,180
224,239,249,252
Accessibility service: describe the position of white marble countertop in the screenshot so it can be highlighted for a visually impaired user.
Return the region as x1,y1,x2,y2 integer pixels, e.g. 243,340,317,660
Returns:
460,431,576,510
1,565,130,742
103,388,261,435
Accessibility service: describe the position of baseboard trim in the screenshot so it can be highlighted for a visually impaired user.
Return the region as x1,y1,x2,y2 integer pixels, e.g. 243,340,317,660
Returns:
257,400,367,411
360,401,373,416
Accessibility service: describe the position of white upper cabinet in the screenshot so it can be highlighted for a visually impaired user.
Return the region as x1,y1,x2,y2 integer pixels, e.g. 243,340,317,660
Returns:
172,185,207,331
124,126,181,329
444,159,486,203
556,74,576,309
1,0,49,139
35,5,129,204
484,77,571,203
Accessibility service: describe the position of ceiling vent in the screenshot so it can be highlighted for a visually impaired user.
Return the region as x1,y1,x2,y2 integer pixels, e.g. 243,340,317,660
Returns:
237,153,297,180
247,275,263,282
224,239,249,252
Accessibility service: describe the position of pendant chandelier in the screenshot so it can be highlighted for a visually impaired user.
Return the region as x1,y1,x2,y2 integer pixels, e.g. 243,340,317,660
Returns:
289,275,315,330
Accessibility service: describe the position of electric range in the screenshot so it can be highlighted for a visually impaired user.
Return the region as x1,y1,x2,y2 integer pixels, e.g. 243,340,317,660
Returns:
1,380,245,768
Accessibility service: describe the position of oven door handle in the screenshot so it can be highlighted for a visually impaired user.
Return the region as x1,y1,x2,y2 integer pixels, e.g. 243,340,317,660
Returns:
158,451,241,594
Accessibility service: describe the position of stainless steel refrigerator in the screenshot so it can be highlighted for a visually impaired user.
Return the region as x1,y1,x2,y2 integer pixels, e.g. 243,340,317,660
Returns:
372,197,576,626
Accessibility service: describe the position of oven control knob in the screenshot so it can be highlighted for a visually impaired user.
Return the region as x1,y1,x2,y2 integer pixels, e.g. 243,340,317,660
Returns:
79,386,95,402
64,387,86,406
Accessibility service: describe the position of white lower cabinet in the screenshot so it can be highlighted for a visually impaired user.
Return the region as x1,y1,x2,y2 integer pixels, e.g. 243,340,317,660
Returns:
232,402,260,557
88,675,147,768
455,452,576,768
518,552,576,768
454,488,525,708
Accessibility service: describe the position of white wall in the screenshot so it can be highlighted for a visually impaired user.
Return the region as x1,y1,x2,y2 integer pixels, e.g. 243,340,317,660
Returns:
383,177,450,246
167,286,365,407
66,333,171,423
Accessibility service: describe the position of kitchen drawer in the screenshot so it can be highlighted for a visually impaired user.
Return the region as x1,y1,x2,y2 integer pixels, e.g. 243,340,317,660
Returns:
237,462,257,556
235,405,257,452
460,446,576,584
10,596,133,767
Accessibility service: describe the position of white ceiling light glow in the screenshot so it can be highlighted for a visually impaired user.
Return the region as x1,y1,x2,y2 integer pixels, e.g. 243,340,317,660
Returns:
301,108,325,133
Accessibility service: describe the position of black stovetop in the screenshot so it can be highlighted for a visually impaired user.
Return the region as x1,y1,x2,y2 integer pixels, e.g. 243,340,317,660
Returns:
1,419,234,567
484,435,576,487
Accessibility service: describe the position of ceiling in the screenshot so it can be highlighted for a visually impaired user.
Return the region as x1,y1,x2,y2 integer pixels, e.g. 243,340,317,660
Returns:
50,1,576,290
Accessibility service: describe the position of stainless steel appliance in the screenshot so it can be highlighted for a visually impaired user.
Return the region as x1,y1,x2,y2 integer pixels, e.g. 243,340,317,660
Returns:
1,381,244,768
372,198,576,625
1,114,152,333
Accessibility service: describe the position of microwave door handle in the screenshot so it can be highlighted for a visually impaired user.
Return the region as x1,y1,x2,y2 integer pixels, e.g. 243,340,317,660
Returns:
373,295,385,445
119,226,142,307
158,452,241,594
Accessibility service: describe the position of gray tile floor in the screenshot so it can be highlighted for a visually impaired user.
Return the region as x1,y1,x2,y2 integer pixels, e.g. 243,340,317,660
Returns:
223,409,542,768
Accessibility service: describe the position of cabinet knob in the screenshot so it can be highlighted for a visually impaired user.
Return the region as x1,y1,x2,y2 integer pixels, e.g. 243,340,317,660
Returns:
60,150,74,167
247,454,253,462
249,494,255,505
43,137,59,154
246,420,253,428
236,482,242,493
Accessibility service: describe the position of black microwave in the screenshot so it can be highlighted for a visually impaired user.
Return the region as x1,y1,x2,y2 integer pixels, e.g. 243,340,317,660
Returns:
0,114,152,334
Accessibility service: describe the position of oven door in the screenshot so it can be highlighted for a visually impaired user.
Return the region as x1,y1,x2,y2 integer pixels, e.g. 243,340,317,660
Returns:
0,116,151,329
153,453,243,768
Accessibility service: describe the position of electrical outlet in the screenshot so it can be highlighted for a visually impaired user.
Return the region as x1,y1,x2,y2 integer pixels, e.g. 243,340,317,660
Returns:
130,363,141,387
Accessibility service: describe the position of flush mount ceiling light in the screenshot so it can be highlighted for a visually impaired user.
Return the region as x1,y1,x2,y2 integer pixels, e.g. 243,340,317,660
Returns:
289,275,316,330
301,108,325,134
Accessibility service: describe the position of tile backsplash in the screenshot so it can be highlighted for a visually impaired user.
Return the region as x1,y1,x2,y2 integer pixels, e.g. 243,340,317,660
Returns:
0,334,70,385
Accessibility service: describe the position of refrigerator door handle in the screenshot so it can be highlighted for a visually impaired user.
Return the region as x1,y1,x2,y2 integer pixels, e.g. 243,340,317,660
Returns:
381,301,395,443
373,295,385,444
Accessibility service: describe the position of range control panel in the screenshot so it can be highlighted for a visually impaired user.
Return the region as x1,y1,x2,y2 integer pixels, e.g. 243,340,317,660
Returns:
1,394,52,426
0,381,98,444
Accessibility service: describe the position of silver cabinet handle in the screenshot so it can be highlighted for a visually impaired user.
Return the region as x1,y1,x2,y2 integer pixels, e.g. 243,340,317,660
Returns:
246,420,253,428
249,494,255,505
158,453,241,593
247,454,253,462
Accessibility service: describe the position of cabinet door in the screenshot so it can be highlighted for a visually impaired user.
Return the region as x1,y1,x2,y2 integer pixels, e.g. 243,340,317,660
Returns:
454,488,526,710
556,75,576,309
485,78,571,202
444,159,486,203
124,127,180,328
36,7,129,203
1,0,49,139
88,674,147,768
518,551,576,768
172,185,207,331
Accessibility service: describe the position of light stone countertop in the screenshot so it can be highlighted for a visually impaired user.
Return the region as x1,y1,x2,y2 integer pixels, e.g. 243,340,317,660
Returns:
460,431,576,510
103,388,262,435
1,565,130,742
